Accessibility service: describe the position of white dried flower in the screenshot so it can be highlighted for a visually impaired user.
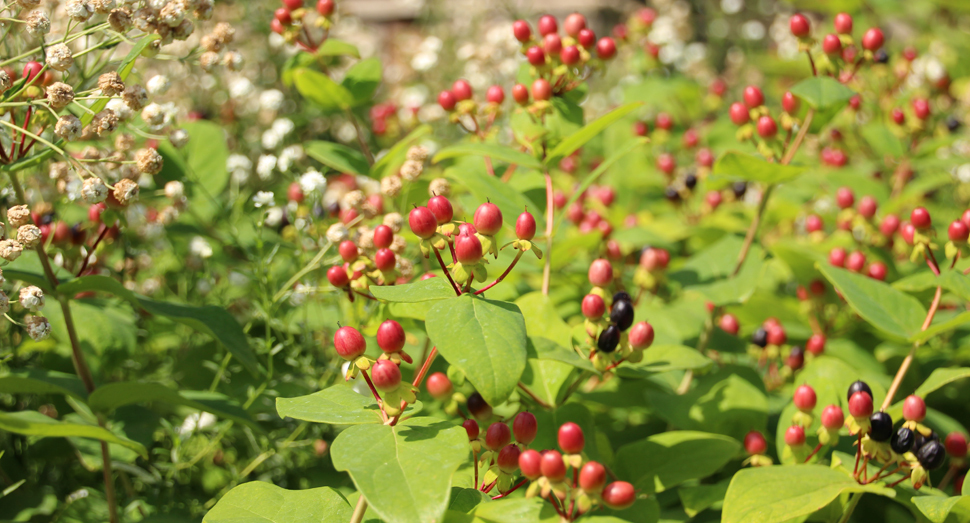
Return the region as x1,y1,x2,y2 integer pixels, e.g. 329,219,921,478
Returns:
17,225,41,248
7,205,30,227
429,178,451,197
46,83,75,110
159,1,184,26
0,269,4,285
299,170,326,194
256,155,276,180
91,0,115,14
397,257,414,280
164,180,184,199
146,75,171,95
199,51,220,72
326,223,349,243
25,10,51,36
406,146,429,162
19,286,44,312
46,44,74,71
141,103,165,127
381,175,403,197
390,234,407,254
123,84,148,111
189,236,212,258
113,178,139,205
383,212,404,233
400,159,423,181
94,109,119,136
223,51,243,71
65,0,94,21
252,191,274,208
135,148,163,175
194,0,213,19
81,177,108,203
169,128,189,148
0,240,22,261
106,98,132,121
0,70,11,94
259,90,284,111
55,115,82,142
25,315,52,341
16,0,42,8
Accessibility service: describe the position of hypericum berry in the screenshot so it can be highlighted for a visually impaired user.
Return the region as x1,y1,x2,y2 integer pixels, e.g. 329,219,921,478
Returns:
463,419,480,440
752,327,768,348
376,320,405,354
582,294,606,320
782,91,800,114
405,207,436,239
794,385,817,412
426,372,453,400
543,33,563,55
339,241,359,262
657,153,676,175
822,34,842,54
577,28,596,48
467,392,492,420
785,425,806,446
858,196,877,218
892,427,915,454
579,461,607,493
629,322,655,349
519,449,542,479
868,262,887,281
744,430,768,455
274,7,292,25
911,207,931,229
829,247,847,268
891,108,906,125
787,346,805,371
602,481,636,510
438,91,457,111
563,13,586,36
719,314,740,335
452,80,473,101
516,211,537,240
374,248,396,272
846,251,866,273
683,128,699,148
473,202,503,236
767,324,787,346
963,209,970,229
371,359,402,392
532,78,552,100
333,326,366,360
560,45,581,65
806,334,826,355
537,14,557,36
526,46,546,66
640,247,670,271
756,116,778,138
789,14,811,37
22,61,42,83
912,98,930,120
914,431,940,452
901,395,926,423
656,112,673,130
869,412,893,441
540,450,567,481
706,190,723,209
834,12,853,34
918,440,946,470
596,37,617,60
455,232,483,265
729,102,750,125
316,0,334,16
806,214,823,233
743,85,765,108
610,299,634,331
901,222,916,245
861,27,884,51
949,221,969,242
512,83,529,104
879,214,900,236
847,380,872,401
425,196,453,226
945,432,968,458
558,422,585,454
497,444,521,474
599,324,620,353
835,187,854,209
373,225,394,249
821,405,845,430
485,422,512,451
513,412,538,445
328,265,350,288
588,258,613,287
513,20,531,42
848,391,874,418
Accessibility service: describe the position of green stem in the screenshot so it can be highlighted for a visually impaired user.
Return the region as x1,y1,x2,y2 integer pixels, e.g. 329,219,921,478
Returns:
349,496,368,523
838,493,862,523
541,171,554,295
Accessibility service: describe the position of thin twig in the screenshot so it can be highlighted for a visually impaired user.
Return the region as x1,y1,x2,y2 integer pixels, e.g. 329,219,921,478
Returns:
433,249,461,296
541,171,554,295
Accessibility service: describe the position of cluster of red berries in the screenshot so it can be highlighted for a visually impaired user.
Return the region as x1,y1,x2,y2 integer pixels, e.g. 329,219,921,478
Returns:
332,322,417,416
271,0,335,49
788,12,886,76
748,318,809,379
582,264,654,371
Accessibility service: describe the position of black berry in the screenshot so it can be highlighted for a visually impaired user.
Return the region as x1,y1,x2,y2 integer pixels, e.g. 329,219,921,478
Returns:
847,380,872,402
732,181,748,198
947,116,961,132
752,327,768,348
869,412,893,442
665,187,681,203
917,440,946,470
598,324,620,353
612,291,632,304
874,49,889,64
610,300,635,331
787,346,805,371
467,392,492,420
891,427,914,454
684,173,698,190
914,430,940,451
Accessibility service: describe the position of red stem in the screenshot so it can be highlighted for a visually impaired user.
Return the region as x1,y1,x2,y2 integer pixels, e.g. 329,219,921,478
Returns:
806,50,817,76
889,474,911,488
353,290,378,301
359,369,387,422
803,442,824,463
387,347,438,426
491,479,527,500
853,434,862,475
18,107,32,157
474,251,523,295
481,480,497,493
77,224,109,277
434,248,462,296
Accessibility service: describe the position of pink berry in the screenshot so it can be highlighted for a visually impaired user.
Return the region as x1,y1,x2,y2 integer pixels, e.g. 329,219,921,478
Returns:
374,248,396,272
945,432,968,458
588,259,613,287
950,221,969,242
767,324,787,346
409,206,438,239
682,128,699,148
455,232,483,265
374,225,394,249
596,37,617,60
912,98,930,120
560,45,581,65
602,481,636,510
428,195,454,225
836,187,855,209
861,27,884,51
513,412,538,445
892,108,906,125
858,196,877,218
720,314,740,335
579,461,607,493
640,247,670,271
790,14,811,37
582,294,606,320
426,372,453,400
823,34,842,54
485,422,512,451
532,78,552,101
519,449,543,479
577,28,596,48
743,86,765,108
438,91,457,111
729,102,750,125
537,14,557,36
848,391,873,418
516,211,537,240
486,85,505,104
497,444,521,474
744,430,767,455
902,395,926,422
757,116,778,138
563,13,586,37
880,214,900,236
834,13,853,34
339,240,359,262
333,326,366,360
526,45,546,66
657,153,676,174
316,0,334,16
327,265,350,288
806,214,823,233
629,322,655,349
911,207,931,229
543,33,563,56
846,251,866,273
901,222,916,245
868,262,887,281
794,384,817,411
463,419,480,440
376,319,406,353
512,20,531,42
656,112,673,130
274,8,292,25
558,422,585,454
540,450,567,481
821,405,845,430
706,190,723,209
473,202,503,235
785,425,806,446
371,359,401,392
452,80,472,101
806,334,826,355
782,91,800,114
512,83,529,104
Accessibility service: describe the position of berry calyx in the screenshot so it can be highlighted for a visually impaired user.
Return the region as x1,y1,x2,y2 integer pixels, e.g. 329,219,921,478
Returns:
793,384,817,412
945,432,968,458
455,232,483,265
869,412,893,442
513,412,538,445
558,422,585,454
376,319,406,353
582,294,606,320
540,450,567,481
497,444,521,474
903,395,926,422
579,461,607,493
463,419,480,440
426,372,453,400
789,14,811,37
602,481,636,510
516,210,537,240
408,206,438,239
821,405,845,430
629,321,655,349
428,195,454,225
785,425,806,446
519,449,543,479
588,258,613,287
848,391,874,418
485,422,512,451
333,326,366,360
473,202,503,235
371,360,401,392
744,430,768,455
911,207,931,229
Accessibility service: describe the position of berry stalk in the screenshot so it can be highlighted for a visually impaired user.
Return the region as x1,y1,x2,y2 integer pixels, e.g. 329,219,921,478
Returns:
474,250,523,295
434,248,462,296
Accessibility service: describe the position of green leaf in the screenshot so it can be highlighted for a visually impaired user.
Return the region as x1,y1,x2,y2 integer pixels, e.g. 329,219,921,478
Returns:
893,271,970,302
620,344,712,375
293,68,354,112
521,355,574,407
670,235,765,306
370,276,458,303
445,165,542,233
315,38,361,58
514,292,573,350
722,465,895,523
913,496,970,523
528,336,597,374
678,478,731,517
277,384,422,425
306,140,370,175
0,370,88,401
818,264,927,341
433,143,542,170
788,76,856,111
203,482,352,523
426,295,528,406
530,403,604,462
917,368,970,397
545,102,642,166
861,124,905,158
712,151,808,185
341,57,382,106
178,121,231,196
87,382,258,430
615,431,740,494
469,498,549,523
81,34,160,127
0,410,147,458
557,138,648,230
372,125,432,178
331,417,468,523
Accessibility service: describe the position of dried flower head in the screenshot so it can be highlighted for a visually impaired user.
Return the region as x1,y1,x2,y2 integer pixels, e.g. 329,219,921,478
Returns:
16,0,41,8
164,180,185,199
0,70,11,94
98,72,125,96
55,115,82,142
381,175,403,197
159,1,184,26
146,75,171,95
17,225,41,248
223,51,243,71
133,7,158,32
429,178,451,197
135,148,164,175
406,146,429,162
94,109,119,136
46,44,74,71
390,234,407,254
199,51,220,71
46,82,75,110
123,84,148,111
25,315,52,341
141,103,165,127
92,0,116,14
7,205,31,228
400,159,423,181
0,240,23,262
213,22,235,43
108,7,133,32
173,18,194,40
112,178,139,205
383,212,404,233
0,291,8,314
326,223,350,243
25,10,51,36
194,0,214,20
81,177,109,203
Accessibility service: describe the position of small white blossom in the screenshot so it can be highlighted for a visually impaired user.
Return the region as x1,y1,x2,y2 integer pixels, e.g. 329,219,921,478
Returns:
259,89,284,111
326,223,349,243
252,191,275,208
264,207,284,227
256,155,277,180
300,170,326,194
25,315,51,341
189,236,213,258
146,75,171,95
19,286,45,312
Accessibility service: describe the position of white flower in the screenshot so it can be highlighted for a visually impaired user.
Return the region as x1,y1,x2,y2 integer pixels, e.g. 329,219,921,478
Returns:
259,89,284,111
229,78,254,99
179,412,217,434
271,118,295,136
164,180,185,199
169,128,189,148
106,98,132,120
146,74,171,95
141,103,165,127
300,169,326,193
278,145,304,171
227,154,252,173
228,271,249,286
261,129,283,150
189,236,213,258
25,315,51,341
326,223,349,243
256,155,277,180
252,191,275,208
19,286,45,312
81,177,108,203
264,207,284,227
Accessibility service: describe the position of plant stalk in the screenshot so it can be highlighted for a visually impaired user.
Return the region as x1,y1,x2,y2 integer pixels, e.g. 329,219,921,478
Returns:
541,171,554,295
349,496,368,523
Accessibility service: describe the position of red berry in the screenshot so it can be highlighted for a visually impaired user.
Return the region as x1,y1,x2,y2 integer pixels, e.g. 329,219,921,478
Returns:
848,391,873,418
682,128,699,148
901,222,916,245
656,112,673,130
563,13,586,37
834,12,853,34
912,98,930,120
868,262,887,281
452,80,472,101
512,83,529,104
629,322,655,349
339,240,359,262
806,214,823,233
945,432,968,458
513,412,538,445
596,37,617,60
697,148,715,167
582,294,606,320
52,222,70,244
426,372,453,400
729,102,750,125
858,196,877,218
657,153,676,174
283,0,303,10
532,78,552,101
485,422,512,451
743,86,765,108
790,14,811,37
720,314,740,335
902,395,926,422
640,247,670,271
473,202,503,235
540,450,567,481
891,108,906,125
560,45,581,65
537,14,557,36
821,405,845,430
706,190,723,209
577,28,596,48
543,33,563,56
496,444,521,474
274,7,292,25
880,214,900,236
438,91,457,111
270,18,284,33
409,206,438,239
903,47,918,61
836,187,855,209
519,449,543,479
861,27,884,51
633,121,649,136
516,211,537,240
911,207,931,229
950,220,969,242
22,61,42,83
601,481,636,510
288,182,305,203
558,422,585,454
846,251,866,273
962,209,970,229
794,384,817,411
767,324,787,346
486,85,505,104
376,320,405,353
374,248,396,272
588,259,613,287
374,225,394,249
455,232,483,265
428,196,454,225
327,265,350,288
785,425,806,446
823,34,842,54
579,461,607,493
371,360,401,392
316,0,334,16
463,419,480,440
806,334,826,355
744,430,767,455
782,91,800,114
849,94,861,110
757,116,778,138
333,326,366,360
512,20,531,42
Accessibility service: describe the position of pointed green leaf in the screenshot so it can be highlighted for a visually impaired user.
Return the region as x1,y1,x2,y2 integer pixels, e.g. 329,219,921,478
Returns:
293,68,354,112
204,482,352,523
861,124,905,158
433,143,542,170
445,165,543,233
615,431,740,494
818,264,926,341
913,495,970,523
277,384,423,425
331,417,468,523
712,151,807,185
372,125,432,178
789,76,856,111
342,57,382,106
0,370,88,401
545,102,642,166
370,277,458,303
619,344,712,376
87,382,258,430
0,410,147,458
306,140,370,175
314,38,360,58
